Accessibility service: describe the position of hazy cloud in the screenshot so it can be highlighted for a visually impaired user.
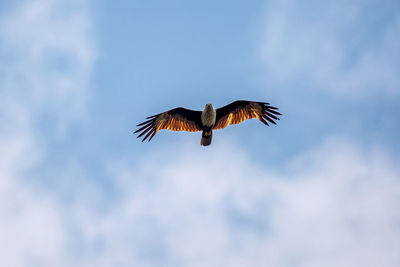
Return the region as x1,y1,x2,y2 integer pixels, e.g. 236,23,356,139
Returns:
46,138,399,267
260,0,400,97
0,0,96,130
1,0,399,266
0,0,95,265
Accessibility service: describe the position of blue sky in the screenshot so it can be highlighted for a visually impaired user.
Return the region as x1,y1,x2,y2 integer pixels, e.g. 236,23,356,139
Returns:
1,0,400,266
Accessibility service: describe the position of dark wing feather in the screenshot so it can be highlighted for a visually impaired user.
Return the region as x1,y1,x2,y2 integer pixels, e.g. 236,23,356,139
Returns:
213,100,281,130
134,107,202,142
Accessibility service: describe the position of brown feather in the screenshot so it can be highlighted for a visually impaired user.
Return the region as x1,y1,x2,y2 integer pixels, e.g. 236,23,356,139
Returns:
259,116,269,126
213,100,281,130
264,111,279,121
137,125,153,138
135,101,281,143
135,107,202,142
263,115,276,125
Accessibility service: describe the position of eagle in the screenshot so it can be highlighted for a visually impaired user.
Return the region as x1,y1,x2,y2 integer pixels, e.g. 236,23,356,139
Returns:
135,100,281,146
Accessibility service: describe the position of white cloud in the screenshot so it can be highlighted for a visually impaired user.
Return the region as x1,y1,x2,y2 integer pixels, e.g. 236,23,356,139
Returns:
68,138,399,267
0,0,96,131
0,0,95,266
259,0,400,97
0,104,66,266
5,121,399,267
1,0,399,266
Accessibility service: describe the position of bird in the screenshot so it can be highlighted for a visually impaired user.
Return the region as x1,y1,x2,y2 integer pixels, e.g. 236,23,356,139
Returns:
134,100,281,146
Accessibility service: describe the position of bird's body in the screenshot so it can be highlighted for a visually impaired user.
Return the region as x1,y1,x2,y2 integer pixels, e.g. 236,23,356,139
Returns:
200,104,216,146
201,104,216,127
134,100,281,146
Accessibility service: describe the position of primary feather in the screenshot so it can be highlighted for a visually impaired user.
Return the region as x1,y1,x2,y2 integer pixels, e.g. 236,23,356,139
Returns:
134,108,202,142
214,100,281,129
134,100,281,144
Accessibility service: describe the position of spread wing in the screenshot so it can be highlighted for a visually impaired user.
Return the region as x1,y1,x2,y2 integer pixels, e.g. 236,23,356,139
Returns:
134,107,202,142
213,100,281,130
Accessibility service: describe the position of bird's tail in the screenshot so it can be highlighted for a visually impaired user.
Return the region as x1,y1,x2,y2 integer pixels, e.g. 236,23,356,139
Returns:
201,130,212,146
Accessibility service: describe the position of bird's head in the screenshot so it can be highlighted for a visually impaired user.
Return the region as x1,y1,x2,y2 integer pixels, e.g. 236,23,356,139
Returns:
204,103,214,112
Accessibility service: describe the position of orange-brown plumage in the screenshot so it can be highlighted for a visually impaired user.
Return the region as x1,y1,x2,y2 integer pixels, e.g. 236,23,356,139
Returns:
134,108,202,142
213,101,280,130
134,100,281,144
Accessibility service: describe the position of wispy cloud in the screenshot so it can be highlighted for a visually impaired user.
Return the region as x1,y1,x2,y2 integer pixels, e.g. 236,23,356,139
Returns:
0,0,96,130
1,0,399,266
93,138,400,266
260,0,400,97
0,0,95,265
10,137,395,267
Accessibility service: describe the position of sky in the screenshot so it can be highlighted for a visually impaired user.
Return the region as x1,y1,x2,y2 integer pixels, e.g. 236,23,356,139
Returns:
0,0,400,266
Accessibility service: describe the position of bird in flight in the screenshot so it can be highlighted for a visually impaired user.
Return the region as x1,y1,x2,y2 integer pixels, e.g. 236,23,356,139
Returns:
134,100,281,146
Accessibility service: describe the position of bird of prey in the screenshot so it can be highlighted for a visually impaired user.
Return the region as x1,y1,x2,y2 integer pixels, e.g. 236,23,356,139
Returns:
134,100,281,146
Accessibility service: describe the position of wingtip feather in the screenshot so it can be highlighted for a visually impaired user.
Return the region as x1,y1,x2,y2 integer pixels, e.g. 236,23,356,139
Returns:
263,115,277,125
149,131,157,141
137,125,153,138
259,117,270,126
137,120,152,127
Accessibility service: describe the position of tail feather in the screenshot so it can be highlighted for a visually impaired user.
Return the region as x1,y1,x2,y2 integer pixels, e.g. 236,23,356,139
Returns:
201,130,212,146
